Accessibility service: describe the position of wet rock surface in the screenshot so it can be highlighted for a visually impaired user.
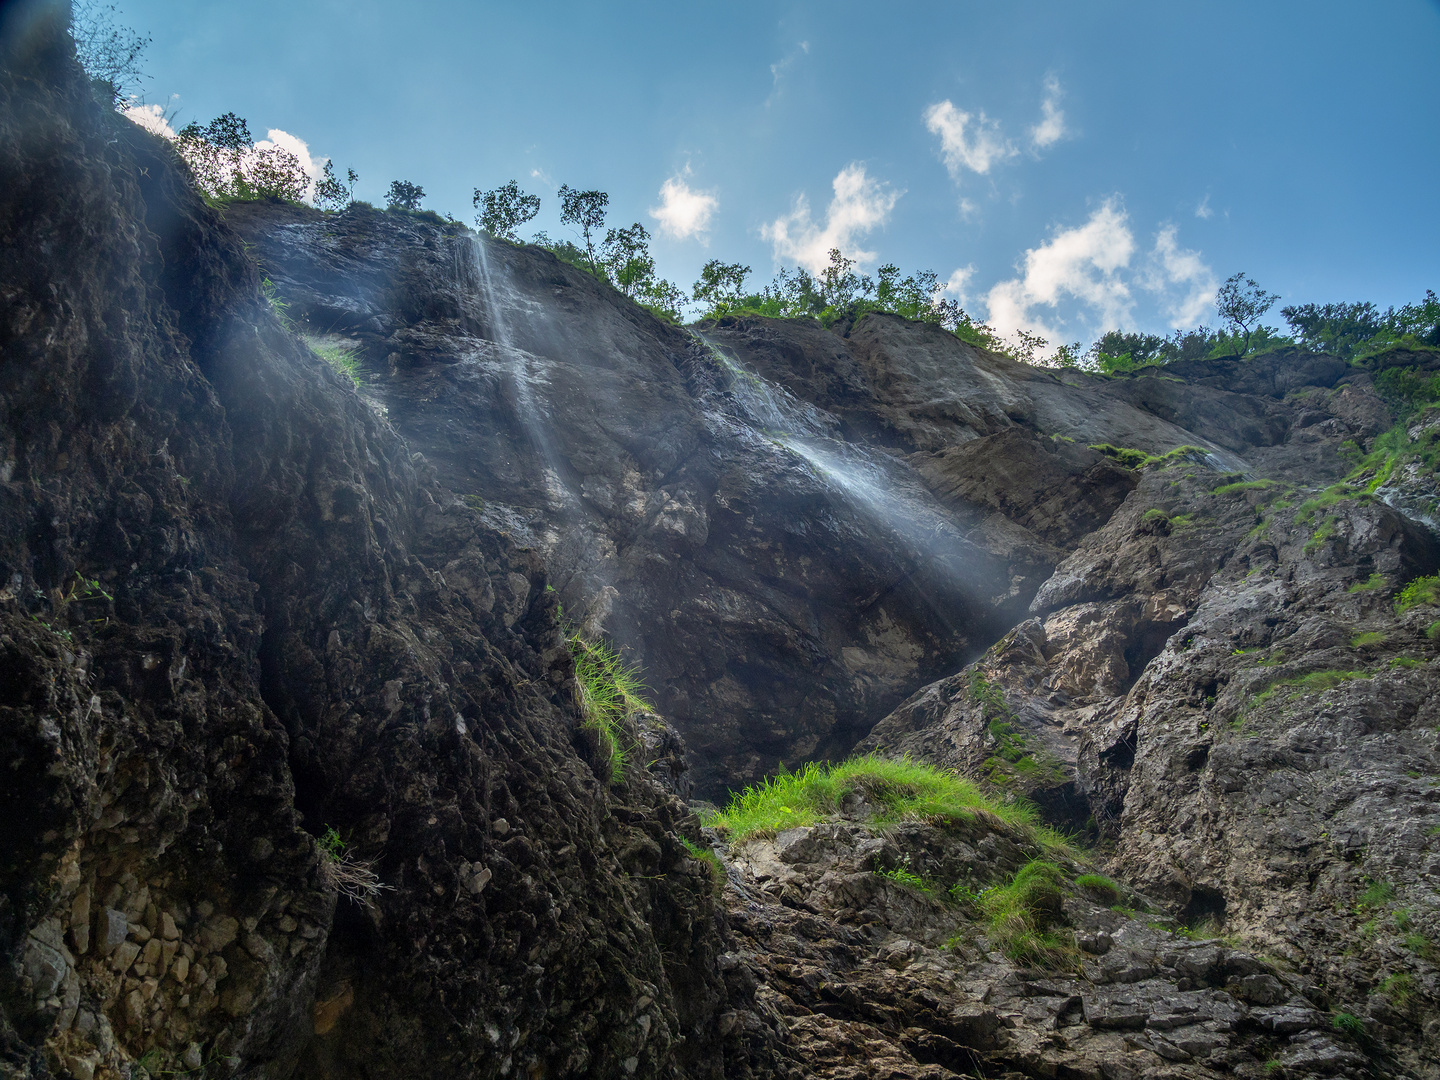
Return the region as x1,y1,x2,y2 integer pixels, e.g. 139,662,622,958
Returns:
229,207,1378,801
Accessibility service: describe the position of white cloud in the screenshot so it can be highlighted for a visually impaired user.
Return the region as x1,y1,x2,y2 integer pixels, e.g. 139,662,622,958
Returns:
944,265,976,304
121,101,176,140
983,199,1136,344
1030,76,1066,149
924,100,1016,178
253,129,325,198
649,173,718,242
761,163,901,274
767,40,810,105
1194,194,1213,219
1143,225,1217,327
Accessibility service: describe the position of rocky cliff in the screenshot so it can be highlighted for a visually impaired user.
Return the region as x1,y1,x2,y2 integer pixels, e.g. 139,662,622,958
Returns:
5,6,1440,1079
1,12,770,1080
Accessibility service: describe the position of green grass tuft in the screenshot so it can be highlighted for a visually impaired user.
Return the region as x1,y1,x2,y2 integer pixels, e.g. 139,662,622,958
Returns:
1349,631,1386,649
679,837,725,893
979,860,1078,969
1213,479,1276,495
1088,443,1154,469
705,753,1070,854
1331,1011,1368,1042
1295,483,1369,525
1379,972,1415,1008
1405,931,1439,961
1390,655,1423,669
875,866,931,891
1346,573,1386,594
1253,669,1370,708
1359,879,1395,907
566,627,651,779
1073,872,1121,904
308,338,364,388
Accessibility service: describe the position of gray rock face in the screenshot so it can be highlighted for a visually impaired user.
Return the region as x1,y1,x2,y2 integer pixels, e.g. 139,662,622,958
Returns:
228,206,1375,800
863,374,1440,1069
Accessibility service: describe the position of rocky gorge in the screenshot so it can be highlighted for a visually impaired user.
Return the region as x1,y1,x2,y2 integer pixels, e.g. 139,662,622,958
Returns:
4,9,1440,1080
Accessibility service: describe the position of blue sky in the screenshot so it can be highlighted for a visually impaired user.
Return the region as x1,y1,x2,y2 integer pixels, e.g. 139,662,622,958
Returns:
117,0,1440,345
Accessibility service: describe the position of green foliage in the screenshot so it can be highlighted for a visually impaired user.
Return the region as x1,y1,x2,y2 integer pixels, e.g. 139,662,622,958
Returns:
1346,573,1385,593
1379,972,1415,1008
710,249,1002,350
71,0,151,106
473,180,540,242
1088,443,1154,469
1253,670,1370,709
308,338,363,387
1389,655,1423,669
1141,508,1171,525
175,114,310,203
875,866,931,891
1405,932,1439,961
978,860,1077,969
558,184,609,270
1282,291,1440,360
1294,483,1367,525
1373,366,1440,422
564,623,650,778
1216,272,1281,356
692,260,752,316
679,837,724,893
1358,879,1395,907
705,754,1068,852
314,161,357,212
385,180,425,211
1349,631,1385,649
1074,873,1121,904
1213,479,1276,495
1282,301,1386,360
318,825,347,860
1331,1011,1368,1042
1395,574,1440,614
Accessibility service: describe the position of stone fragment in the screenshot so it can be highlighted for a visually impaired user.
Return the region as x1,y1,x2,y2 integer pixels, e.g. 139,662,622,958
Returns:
102,909,128,951
197,915,238,952
110,941,141,973
23,934,70,999
64,1055,96,1080
124,988,144,1027
141,938,162,967
70,887,91,955
182,1045,203,1071
160,912,179,940
170,954,189,984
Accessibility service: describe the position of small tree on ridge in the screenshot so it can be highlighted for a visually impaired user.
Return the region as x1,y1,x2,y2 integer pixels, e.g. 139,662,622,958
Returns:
474,180,541,242
386,180,425,211
558,185,609,271
1216,272,1280,355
